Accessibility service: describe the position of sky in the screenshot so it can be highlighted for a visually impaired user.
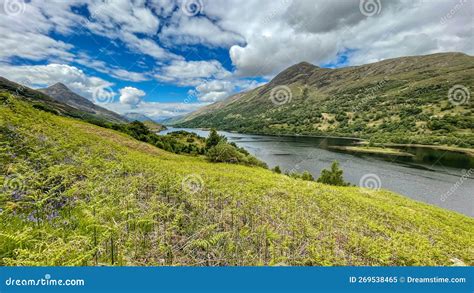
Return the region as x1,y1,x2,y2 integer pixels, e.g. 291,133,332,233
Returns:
0,0,472,120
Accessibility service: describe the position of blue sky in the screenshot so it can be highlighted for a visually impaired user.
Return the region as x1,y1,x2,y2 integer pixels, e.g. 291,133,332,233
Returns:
0,0,471,120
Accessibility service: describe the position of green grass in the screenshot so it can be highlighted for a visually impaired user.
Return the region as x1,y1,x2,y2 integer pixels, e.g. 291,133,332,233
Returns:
1,94,473,266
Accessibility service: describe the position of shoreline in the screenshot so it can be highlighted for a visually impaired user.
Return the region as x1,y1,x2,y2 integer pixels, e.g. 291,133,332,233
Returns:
367,142,474,158
167,127,474,157
328,145,415,157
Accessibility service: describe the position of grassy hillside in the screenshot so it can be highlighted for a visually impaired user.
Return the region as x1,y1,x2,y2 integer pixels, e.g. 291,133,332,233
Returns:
177,53,474,148
1,93,473,266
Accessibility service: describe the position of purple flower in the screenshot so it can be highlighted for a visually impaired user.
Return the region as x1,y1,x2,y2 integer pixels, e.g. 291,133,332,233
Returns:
27,213,39,223
46,210,59,221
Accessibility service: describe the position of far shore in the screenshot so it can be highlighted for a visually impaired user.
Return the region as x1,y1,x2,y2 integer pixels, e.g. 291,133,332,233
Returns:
357,142,474,158
328,145,415,157
163,126,474,157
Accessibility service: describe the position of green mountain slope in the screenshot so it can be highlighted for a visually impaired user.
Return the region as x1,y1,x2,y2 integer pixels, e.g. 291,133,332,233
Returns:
178,53,474,148
1,93,473,266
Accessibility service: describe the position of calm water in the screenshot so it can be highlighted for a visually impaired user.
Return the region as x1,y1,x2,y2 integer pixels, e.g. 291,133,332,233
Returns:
161,128,474,217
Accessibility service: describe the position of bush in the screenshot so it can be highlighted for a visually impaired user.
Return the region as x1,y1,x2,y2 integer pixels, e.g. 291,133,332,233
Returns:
272,166,282,174
206,141,244,163
206,141,267,168
205,129,226,149
286,170,314,181
317,161,350,186
301,171,314,181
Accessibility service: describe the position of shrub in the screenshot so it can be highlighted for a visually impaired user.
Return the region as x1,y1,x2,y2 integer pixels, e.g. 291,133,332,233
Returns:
206,141,244,163
205,129,225,149
286,170,314,181
206,141,267,168
301,171,314,181
317,161,350,186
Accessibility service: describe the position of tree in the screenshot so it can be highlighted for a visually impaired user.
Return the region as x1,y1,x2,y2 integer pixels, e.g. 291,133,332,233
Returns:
301,171,314,181
205,129,224,150
272,166,282,174
316,161,349,186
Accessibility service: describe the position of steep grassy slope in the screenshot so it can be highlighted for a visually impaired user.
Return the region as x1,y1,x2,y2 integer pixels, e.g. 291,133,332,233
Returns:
1,94,473,266
178,53,474,148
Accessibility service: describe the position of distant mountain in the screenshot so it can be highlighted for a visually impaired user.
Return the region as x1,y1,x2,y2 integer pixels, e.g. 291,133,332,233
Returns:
123,112,153,122
142,120,167,132
122,112,167,132
0,77,94,120
160,114,186,125
39,83,127,123
177,52,474,148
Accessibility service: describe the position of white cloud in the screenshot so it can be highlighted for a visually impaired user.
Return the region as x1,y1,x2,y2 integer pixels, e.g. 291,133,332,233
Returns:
104,100,209,120
153,59,264,103
75,52,150,82
87,0,160,35
191,78,265,102
84,1,182,61
120,32,182,61
119,86,146,108
0,0,181,64
194,80,234,102
188,0,474,76
0,31,74,62
155,59,231,86
160,14,244,47
0,63,114,99
0,0,79,62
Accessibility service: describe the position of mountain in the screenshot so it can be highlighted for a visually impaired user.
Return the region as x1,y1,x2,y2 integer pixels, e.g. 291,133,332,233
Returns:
0,77,87,118
123,112,154,122
1,92,472,266
177,53,474,148
160,114,186,125
123,112,167,132
39,82,127,123
142,120,167,132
